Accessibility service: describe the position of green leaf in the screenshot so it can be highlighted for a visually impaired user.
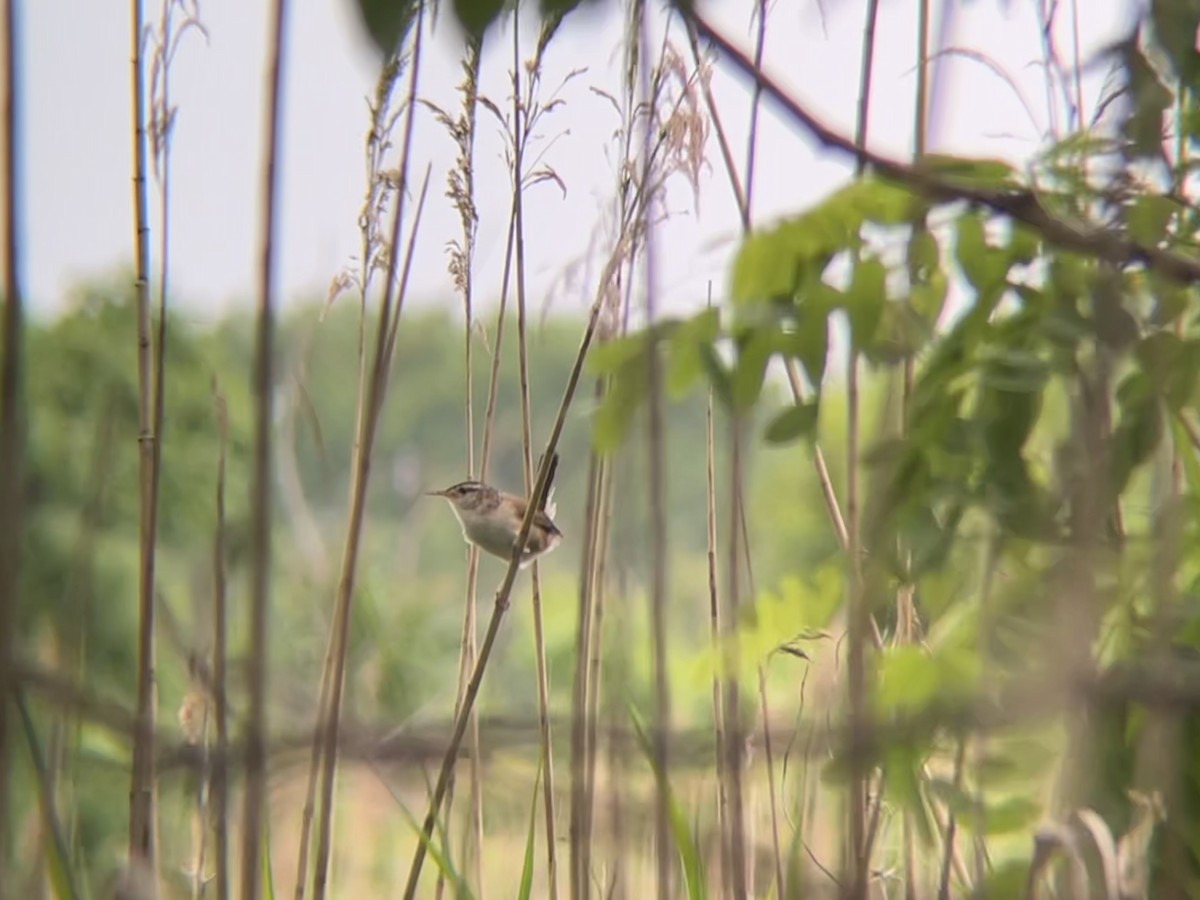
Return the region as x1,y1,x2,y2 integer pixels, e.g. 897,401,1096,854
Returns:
1137,332,1200,411
394,799,476,900
845,257,887,348
1128,194,1181,246
883,743,937,848
699,343,733,408
764,402,819,444
777,309,829,387
731,179,918,304
917,154,1020,189
1110,372,1165,494
981,860,1032,898
732,327,772,410
452,0,506,40
1151,0,1200,88
589,332,648,376
864,299,931,365
666,309,720,399
592,360,647,453
352,0,419,57
876,647,942,712
1113,38,1175,157
972,795,1043,835
955,213,1010,293
629,708,708,900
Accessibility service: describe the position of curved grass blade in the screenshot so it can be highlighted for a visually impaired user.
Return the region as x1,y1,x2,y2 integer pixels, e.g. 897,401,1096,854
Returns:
629,706,708,900
16,690,81,900
517,760,544,900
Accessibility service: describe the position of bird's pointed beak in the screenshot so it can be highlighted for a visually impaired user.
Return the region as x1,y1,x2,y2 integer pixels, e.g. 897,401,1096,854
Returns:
426,488,448,497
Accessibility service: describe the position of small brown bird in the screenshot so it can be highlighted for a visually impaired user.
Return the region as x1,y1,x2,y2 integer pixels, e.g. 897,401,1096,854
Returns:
427,480,562,567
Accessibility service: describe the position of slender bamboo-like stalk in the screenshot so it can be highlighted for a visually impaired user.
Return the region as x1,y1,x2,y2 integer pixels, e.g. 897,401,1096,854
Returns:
636,3,672,896
845,0,880,891
128,0,160,868
311,169,432,900
441,33,487,900
705,351,731,897
239,0,288,894
308,9,427,894
212,386,230,900
569,402,604,900
401,244,626,900
0,1,23,891
292,53,404,900
510,13,560,896
737,7,788,894
899,1,930,892
582,454,614,880
724,415,748,900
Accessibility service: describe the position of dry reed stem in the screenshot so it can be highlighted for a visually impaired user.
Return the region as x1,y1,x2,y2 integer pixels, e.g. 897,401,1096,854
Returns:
128,0,160,868
569,403,604,900
583,455,614,885
510,12,560,895
737,6,788,895
308,11,427,894
0,0,23,891
842,0,880,891
724,417,748,900
239,0,288,895
444,32,487,900
212,386,230,900
293,53,405,900
704,347,731,896
636,5,672,896
401,239,631,900
311,153,432,900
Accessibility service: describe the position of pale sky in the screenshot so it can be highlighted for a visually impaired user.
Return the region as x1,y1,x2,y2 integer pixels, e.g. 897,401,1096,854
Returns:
15,0,1135,324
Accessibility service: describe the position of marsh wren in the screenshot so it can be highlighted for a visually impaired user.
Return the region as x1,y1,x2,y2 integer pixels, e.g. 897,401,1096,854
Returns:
428,480,562,567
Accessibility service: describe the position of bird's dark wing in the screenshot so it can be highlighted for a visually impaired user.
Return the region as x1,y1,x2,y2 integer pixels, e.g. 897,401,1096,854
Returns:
534,509,561,536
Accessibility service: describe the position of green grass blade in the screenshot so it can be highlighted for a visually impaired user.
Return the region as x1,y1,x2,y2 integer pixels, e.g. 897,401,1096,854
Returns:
629,706,708,900
16,690,81,900
396,794,476,900
516,759,544,900
262,814,277,900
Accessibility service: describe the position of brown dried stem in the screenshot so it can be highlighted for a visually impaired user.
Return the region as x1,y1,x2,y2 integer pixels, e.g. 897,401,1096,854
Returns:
0,0,23,890
238,0,288,895
510,13,560,896
128,0,160,869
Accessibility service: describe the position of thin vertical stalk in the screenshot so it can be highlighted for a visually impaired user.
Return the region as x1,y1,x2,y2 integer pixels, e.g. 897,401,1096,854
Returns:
510,12,560,896
899,1,930,893
401,250,623,900
724,417,747,900
846,0,880,892
705,355,731,896
310,159,432,900
638,4,671,897
128,0,160,868
212,387,230,900
440,34,486,900
582,455,613,877
738,7,786,895
239,0,288,895
292,53,403,900
460,40,486,899
0,0,22,891
569,409,603,900
744,0,767,218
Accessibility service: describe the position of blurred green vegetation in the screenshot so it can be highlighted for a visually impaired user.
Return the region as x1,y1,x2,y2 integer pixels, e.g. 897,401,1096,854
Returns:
12,277,856,889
